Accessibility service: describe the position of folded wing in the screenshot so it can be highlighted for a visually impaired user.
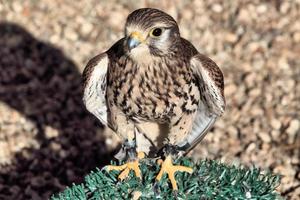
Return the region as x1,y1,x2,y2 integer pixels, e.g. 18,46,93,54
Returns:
82,53,109,126
180,53,225,153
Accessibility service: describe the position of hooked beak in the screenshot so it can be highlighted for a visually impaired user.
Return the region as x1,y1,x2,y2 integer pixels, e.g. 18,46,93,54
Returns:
127,32,143,51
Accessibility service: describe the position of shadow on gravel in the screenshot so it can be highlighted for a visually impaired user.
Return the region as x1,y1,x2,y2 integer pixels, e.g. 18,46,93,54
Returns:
0,22,116,199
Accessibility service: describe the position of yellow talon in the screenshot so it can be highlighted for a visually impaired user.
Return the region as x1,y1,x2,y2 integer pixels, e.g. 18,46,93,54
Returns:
106,152,145,180
156,155,193,191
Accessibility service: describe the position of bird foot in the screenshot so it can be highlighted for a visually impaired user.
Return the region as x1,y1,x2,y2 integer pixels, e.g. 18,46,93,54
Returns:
106,152,145,180
155,155,193,191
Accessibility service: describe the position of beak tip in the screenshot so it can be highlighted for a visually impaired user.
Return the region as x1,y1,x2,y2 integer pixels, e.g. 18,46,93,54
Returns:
127,38,141,50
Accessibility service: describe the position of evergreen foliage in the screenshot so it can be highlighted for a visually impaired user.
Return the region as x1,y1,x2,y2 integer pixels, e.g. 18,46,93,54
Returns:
51,158,282,200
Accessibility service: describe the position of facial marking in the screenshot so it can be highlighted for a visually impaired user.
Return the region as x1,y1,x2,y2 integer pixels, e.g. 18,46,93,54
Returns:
151,29,171,51
130,31,145,43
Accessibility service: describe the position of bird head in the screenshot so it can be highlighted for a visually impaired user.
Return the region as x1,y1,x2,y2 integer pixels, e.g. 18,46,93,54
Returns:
124,8,180,64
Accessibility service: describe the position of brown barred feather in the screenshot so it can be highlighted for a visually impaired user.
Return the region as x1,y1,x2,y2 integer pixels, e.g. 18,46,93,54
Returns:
126,8,178,30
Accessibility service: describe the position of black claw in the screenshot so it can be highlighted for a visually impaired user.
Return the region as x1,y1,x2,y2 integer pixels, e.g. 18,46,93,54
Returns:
153,181,160,196
172,190,178,199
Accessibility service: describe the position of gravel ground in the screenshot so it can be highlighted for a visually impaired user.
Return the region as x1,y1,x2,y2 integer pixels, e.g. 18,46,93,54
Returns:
0,0,299,199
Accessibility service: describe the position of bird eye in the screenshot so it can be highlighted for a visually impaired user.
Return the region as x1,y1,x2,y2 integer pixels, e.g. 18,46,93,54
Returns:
150,28,163,37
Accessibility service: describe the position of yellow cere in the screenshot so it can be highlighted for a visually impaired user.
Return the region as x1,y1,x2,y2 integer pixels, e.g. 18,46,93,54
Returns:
130,31,145,43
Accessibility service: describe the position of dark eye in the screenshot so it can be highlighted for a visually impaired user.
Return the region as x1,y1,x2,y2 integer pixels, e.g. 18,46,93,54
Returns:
150,28,163,37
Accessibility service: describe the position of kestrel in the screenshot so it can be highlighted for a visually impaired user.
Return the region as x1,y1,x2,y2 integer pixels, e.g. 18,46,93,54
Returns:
82,8,225,191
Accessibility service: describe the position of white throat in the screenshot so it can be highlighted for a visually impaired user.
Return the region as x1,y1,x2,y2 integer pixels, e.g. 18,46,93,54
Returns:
128,45,154,66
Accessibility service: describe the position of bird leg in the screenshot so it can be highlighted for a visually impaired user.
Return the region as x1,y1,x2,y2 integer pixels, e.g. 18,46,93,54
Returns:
155,145,193,191
106,128,145,180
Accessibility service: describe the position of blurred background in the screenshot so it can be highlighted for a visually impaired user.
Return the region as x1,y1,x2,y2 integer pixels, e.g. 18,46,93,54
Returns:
0,0,299,199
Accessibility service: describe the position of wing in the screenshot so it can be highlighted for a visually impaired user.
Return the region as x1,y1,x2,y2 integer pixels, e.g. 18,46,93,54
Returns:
82,53,109,126
180,53,225,153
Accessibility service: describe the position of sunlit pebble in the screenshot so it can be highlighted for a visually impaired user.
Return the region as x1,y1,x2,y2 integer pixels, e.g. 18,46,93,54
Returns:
245,72,257,87
12,2,23,13
249,88,260,97
258,131,271,143
225,84,237,96
227,125,238,138
278,57,290,69
270,118,281,130
50,142,61,151
281,95,291,106
265,93,273,102
49,34,60,44
246,142,256,153
45,125,59,139
293,32,300,43
287,119,300,136
238,8,251,23
224,32,238,43
271,130,280,140
278,18,291,30
64,27,78,41
256,4,267,14
182,9,193,20
280,2,290,14
80,23,93,35
212,4,223,13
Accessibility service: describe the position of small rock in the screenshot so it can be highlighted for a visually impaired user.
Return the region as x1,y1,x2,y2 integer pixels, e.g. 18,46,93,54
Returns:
227,125,238,138
287,119,300,136
50,142,61,151
81,22,93,35
245,73,256,87
238,8,251,23
212,4,223,13
293,32,300,43
259,132,272,143
278,57,290,69
225,84,237,96
182,9,193,20
270,118,282,130
45,125,59,139
64,27,78,41
249,88,261,97
49,34,60,44
257,4,267,14
224,32,238,43
280,2,290,14
271,130,280,140
246,142,256,153
12,2,23,13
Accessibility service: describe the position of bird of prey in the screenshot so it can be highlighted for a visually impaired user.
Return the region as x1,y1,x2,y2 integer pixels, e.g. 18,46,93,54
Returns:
82,8,225,191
